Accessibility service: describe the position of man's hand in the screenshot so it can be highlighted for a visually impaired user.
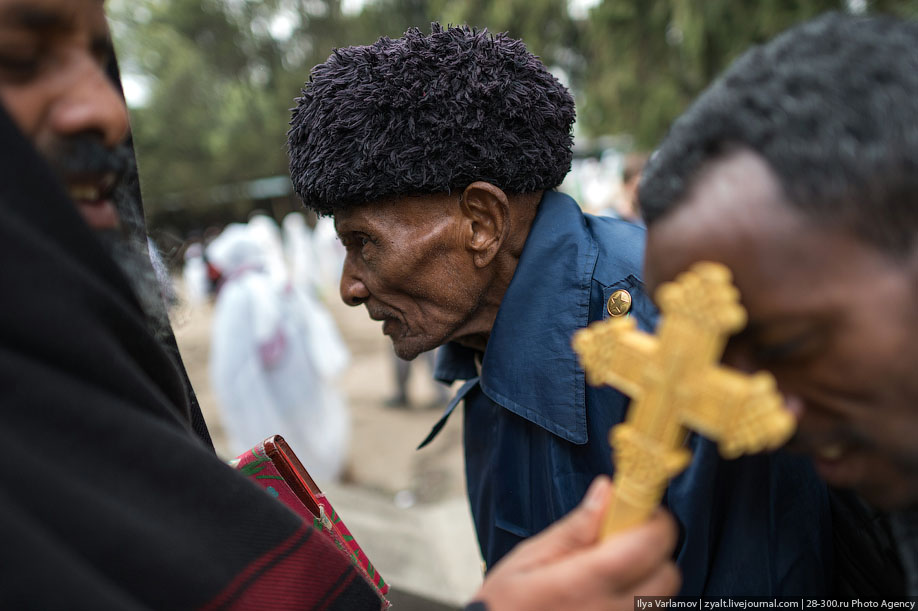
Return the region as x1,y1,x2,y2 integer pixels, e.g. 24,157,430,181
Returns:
470,476,680,611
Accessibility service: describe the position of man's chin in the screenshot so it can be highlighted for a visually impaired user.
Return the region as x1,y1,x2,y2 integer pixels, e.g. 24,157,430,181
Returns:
391,336,436,361
854,486,918,512
77,199,120,231
843,470,918,512
392,342,424,361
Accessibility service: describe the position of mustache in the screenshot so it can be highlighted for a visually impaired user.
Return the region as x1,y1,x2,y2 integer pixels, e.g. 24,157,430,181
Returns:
46,135,131,178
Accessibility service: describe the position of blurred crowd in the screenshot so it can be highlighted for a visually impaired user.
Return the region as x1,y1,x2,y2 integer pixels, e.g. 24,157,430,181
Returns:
183,212,351,482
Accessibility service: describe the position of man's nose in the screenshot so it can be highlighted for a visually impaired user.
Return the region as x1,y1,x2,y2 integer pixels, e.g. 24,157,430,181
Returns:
49,57,130,149
340,261,370,306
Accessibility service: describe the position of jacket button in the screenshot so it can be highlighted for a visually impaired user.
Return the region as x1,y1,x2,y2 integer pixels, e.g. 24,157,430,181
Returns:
607,289,632,317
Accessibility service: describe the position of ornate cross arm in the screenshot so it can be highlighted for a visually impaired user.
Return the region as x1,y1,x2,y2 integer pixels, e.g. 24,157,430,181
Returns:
572,262,795,538
682,369,794,459
576,315,657,398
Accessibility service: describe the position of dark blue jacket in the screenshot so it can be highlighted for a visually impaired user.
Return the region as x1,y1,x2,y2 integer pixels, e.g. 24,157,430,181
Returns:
420,190,832,595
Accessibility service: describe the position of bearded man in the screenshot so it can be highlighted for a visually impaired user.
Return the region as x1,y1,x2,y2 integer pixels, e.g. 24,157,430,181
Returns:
287,24,831,594
639,12,918,596
0,1,680,608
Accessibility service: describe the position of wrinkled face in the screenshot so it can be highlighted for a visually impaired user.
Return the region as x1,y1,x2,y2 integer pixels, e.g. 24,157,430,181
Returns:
336,194,488,360
645,150,918,509
0,0,129,230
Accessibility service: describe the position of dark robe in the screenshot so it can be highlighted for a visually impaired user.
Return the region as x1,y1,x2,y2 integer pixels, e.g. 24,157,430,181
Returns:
0,96,381,608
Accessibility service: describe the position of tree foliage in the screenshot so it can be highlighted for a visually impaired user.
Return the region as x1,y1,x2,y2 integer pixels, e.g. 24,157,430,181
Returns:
107,0,918,213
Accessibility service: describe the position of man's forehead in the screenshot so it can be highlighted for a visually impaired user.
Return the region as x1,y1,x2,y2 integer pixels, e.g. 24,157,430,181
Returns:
333,193,450,235
644,151,796,289
333,204,391,237
644,149,908,325
332,207,368,235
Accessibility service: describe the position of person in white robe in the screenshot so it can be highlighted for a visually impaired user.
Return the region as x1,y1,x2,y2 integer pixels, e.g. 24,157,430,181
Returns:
182,242,209,306
311,216,346,299
281,212,319,296
206,223,350,483
247,211,289,287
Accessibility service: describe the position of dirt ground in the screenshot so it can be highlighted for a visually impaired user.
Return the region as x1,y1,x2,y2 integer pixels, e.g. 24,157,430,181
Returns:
169,283,469,505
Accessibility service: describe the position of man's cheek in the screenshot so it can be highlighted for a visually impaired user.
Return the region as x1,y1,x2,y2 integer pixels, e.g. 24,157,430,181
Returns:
860,457,918,507
792,407,840,444
0,91,42,138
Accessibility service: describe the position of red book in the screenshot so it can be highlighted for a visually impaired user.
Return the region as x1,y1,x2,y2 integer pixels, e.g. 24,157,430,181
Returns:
231,435,390,606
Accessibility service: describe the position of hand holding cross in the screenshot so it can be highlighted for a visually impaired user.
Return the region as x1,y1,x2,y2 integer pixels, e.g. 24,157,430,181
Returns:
572,262,795,539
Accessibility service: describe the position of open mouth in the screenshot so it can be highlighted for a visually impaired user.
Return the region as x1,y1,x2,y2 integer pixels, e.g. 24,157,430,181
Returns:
815,443,847,461
810,442,867,489
788,431,860,486
68,172,120,230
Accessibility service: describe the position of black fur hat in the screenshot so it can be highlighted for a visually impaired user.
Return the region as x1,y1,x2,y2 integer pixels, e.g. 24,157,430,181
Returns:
288,23,575,215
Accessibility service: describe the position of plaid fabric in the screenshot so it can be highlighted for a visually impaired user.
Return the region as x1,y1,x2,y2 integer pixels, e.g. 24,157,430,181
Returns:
200,524,382,610
314,497,389,595
233,443,390,602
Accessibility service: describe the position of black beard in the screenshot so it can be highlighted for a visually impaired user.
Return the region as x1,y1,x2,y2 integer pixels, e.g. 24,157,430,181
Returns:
105,150,175,343
46,134,174,342
95,227,174,343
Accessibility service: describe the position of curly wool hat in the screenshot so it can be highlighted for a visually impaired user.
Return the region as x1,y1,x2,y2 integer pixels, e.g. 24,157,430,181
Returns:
287,23,575,215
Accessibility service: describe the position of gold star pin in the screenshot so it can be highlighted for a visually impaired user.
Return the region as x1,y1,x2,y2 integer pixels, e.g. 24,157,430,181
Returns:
607,289,632,317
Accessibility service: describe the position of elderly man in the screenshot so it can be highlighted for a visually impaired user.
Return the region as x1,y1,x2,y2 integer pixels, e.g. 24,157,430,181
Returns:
0,1,680,608
639,12,918,596
288,24,831,594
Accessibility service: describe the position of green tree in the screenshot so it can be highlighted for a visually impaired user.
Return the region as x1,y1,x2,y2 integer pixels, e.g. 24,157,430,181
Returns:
109,0,357,207
108,0,918,217
578,0,858,149
427,0,582,73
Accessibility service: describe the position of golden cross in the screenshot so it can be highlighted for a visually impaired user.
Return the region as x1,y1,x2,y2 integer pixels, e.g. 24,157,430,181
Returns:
572,262,795,538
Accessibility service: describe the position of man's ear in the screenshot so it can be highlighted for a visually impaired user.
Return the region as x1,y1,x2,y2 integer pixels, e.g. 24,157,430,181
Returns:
459,181,511,268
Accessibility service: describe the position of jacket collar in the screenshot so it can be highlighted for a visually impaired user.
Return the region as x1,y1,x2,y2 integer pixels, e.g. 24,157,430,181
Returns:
432,190,598,444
